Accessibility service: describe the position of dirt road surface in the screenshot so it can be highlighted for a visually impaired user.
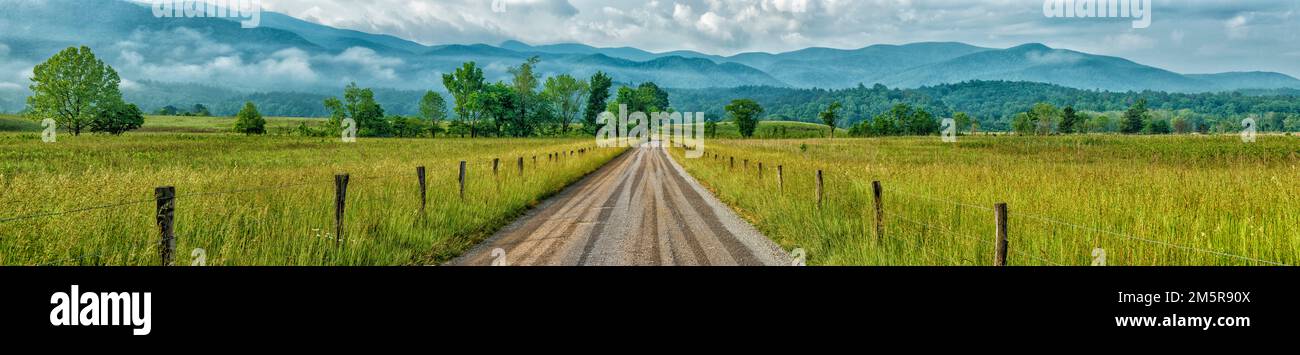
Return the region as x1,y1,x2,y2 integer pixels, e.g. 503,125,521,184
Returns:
450,145,792,266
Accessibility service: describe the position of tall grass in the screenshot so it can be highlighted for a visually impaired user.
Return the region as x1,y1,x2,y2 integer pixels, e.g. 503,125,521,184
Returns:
673,135,1300,266
0,133,622,265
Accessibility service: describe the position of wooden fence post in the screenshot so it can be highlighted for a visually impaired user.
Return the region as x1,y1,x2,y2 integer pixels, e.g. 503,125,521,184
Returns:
994,203,1009,266
518,157,525,176
816,170,824,208
493,158,500,176
458,161,467,200
872,181,884,244
154,186,176,266
758,162,763,179
334,174,349,248
416,166,427,214
778,165,784,191
730,156,735,169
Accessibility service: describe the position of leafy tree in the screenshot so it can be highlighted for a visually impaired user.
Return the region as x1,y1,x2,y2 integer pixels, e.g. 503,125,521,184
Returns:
25,46,123,136
191,104,211,117
819,101,842,138
89,100,143,135
1060,106,1078,134
508,56,542,136
726,99,764,138
345,83,385,132
233,101,266,135
582,71,613,135
388,115,427,138
442,62,486,137
322,83,386,137
542,74,588,134
1172,116,1191,134
1027,103,1059,135
953,112,973,134
481,82,524,137
637,82,670,112
1012,113,1035,136
1145,119,1172,134
1121,99,1149,134
418,91,447,138
156,105,180,116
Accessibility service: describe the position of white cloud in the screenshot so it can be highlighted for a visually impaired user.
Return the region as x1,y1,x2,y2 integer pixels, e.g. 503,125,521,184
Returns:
1225,14,1250,39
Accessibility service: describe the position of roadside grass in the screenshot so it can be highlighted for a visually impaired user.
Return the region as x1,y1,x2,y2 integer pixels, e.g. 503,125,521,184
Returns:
673,135,1300,266
0,133,623,265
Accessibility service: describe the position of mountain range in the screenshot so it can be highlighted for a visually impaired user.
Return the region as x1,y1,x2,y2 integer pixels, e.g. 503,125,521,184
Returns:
1,0,1298,114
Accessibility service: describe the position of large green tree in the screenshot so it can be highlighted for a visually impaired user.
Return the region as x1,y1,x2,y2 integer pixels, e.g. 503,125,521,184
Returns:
442,62,486,137
582,71,613,135
234,101,266,135
323,83,386,137
1121,99,1149,134
89,100,143,135
726,99,764,138
542,74,589,134
26,46,123,136
508,56,542,136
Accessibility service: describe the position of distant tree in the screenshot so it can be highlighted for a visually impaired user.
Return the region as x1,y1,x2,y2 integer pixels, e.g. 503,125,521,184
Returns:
418,91,447,138
1074,112,1093,133
1122,99,1149,134
26,46,123,136
1012,113,1035,136
819,101,842,138
953,112,973,134
1172,116,1191,134
442,62,486,137
582,71,613,135
234,101,266,135
156,105,180,116
726,99,764,138
191,103,211,117
704,120,718,138
1145,119,1172,134
1027,103,1059,135
89,100,143,135
637,82,670,112
322,83,386,137
389,115,427,138
343,82,386,136
1060,106,1078,134
542,74,589,134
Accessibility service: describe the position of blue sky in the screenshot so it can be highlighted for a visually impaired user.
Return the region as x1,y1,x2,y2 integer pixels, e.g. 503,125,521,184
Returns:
260,0,1300,77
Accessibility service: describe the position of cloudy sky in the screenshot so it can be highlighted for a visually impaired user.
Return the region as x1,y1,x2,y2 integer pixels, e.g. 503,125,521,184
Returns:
258,0,1300,77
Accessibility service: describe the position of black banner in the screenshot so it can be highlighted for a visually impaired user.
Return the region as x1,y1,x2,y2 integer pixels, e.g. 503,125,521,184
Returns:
2,267,1293,342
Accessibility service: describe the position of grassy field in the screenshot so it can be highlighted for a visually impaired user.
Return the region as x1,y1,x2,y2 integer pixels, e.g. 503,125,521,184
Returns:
0,114,328,134
0,133,623,265
673,135,1300,266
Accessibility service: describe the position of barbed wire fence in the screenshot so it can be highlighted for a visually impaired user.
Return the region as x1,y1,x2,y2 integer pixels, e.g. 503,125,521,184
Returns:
0,145,603,266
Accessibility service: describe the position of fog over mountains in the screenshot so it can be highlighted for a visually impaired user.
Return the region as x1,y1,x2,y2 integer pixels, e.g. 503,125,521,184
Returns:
1,0,1298,114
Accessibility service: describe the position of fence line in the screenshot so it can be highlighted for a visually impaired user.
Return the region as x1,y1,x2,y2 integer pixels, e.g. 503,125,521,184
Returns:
701,151,1290,267
2,144,608,265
